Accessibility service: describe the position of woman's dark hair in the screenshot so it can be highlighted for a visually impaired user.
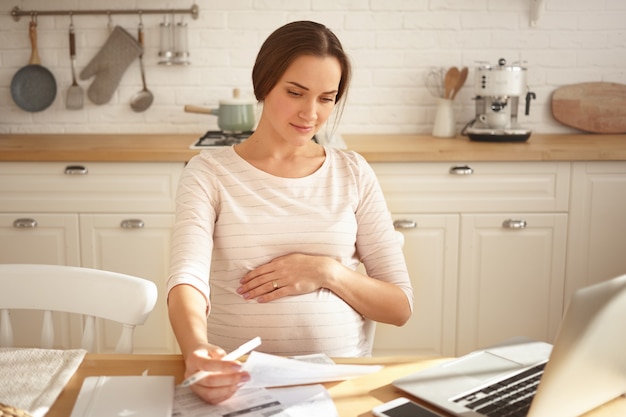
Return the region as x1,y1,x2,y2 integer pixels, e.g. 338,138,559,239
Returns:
252,21,351,105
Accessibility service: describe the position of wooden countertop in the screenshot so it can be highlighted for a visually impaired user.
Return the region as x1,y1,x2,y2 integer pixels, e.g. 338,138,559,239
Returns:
1,133,626,162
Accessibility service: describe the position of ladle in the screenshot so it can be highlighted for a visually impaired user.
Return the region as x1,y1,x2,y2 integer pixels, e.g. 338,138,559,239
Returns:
130,21,153,112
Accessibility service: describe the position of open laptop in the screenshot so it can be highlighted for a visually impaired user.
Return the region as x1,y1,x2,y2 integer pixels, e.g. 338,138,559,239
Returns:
393,274,626,417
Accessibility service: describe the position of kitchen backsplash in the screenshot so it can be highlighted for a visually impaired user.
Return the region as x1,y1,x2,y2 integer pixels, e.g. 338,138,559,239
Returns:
1,0,625,135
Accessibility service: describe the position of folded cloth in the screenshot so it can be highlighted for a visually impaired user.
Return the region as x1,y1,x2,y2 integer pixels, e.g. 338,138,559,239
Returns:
0,348,86,417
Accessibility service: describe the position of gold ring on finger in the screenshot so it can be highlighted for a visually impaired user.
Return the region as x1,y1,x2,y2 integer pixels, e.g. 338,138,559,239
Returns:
272,280,278,290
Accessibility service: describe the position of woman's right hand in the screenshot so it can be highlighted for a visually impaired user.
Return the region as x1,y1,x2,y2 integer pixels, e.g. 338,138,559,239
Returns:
184,344,251,404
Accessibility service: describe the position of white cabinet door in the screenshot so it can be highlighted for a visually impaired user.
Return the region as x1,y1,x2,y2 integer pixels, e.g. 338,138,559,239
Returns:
456,213,568,355
0,213,80,348
373,214,459,357
80,214,178,354
0,214,80,265
566,162,626,301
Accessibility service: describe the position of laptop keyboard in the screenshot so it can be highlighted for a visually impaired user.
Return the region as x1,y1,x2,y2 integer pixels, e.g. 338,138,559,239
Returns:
453,362,546,417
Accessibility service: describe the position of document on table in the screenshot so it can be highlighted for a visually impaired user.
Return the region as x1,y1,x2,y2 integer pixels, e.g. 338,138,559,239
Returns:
242,351,383,388
173,385,337,417
172,351,382,416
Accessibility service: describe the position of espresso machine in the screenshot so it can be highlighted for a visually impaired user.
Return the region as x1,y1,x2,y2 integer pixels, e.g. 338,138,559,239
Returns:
464,58,536,142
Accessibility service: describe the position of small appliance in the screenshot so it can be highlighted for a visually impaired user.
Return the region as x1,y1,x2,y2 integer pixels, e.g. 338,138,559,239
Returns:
463,58,536,142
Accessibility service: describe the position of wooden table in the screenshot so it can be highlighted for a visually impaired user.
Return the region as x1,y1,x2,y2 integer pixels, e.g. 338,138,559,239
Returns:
47,354,626,417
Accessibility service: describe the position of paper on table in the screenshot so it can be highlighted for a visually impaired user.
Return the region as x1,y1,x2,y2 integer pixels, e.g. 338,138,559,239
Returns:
172,384,338,417
242,351,383,388
173,386,288,417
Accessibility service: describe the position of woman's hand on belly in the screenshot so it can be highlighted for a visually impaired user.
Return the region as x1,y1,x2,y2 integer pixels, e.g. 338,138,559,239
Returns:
237,253,337,303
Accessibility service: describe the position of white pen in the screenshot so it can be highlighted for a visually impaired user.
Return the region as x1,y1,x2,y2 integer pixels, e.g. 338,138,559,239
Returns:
180,336,262,387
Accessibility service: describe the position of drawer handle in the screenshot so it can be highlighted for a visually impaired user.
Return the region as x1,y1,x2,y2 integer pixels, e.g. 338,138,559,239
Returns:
120,219,145,229
502,219,527,229
393,219,417,229
64,165,88,175
13,218,38,228
449,165,474,175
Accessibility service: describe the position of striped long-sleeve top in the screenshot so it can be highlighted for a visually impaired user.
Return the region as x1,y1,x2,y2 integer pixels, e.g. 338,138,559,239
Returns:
167,145,412,357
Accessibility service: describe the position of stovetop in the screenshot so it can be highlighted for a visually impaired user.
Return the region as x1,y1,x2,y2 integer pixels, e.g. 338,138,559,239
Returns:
190,131,253,149
190,130,321,149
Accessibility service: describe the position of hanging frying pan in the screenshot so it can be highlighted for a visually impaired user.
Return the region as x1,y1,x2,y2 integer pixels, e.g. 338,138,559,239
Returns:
11,20,57,112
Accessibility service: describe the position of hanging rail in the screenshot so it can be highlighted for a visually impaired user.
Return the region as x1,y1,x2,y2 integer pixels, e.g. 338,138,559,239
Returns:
10,4,199,22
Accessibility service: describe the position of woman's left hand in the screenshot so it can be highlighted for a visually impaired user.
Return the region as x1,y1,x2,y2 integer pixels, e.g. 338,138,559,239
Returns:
237,253,336,302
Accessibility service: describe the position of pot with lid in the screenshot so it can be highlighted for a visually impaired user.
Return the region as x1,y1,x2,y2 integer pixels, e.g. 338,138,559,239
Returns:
185,88,256,132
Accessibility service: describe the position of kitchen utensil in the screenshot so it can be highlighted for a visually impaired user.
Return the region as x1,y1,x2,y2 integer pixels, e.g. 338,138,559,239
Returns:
184,88,256,132
10,19,57,112
66,19,84,110
451,66,468,100
425,67,445,98
444,67,459,99
551,82,626,134
130,22,154,112
464,58,535,142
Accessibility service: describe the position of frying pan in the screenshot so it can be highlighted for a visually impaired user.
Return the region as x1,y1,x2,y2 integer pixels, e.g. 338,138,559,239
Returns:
11,20,57,112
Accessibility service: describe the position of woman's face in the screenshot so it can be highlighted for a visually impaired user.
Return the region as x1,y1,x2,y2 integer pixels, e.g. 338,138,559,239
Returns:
261,54,342,146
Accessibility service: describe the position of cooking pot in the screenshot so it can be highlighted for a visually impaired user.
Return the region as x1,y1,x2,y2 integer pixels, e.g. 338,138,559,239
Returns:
184,88,256,132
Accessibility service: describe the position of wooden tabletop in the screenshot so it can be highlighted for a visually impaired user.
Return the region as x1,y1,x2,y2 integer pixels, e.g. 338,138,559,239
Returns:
46,354,626,417
1,133,626,163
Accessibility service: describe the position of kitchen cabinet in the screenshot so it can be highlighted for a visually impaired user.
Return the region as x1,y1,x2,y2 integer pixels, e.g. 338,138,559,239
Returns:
374,214,459,356
456,213,567,354
370,161,570,356
565,162,626,302
0,162,183,353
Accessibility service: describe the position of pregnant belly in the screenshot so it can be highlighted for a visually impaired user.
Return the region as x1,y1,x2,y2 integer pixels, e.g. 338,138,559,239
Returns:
206,289,365,356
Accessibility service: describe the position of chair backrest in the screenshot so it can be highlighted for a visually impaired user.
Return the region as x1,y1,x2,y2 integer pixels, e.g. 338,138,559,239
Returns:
0,264,158,353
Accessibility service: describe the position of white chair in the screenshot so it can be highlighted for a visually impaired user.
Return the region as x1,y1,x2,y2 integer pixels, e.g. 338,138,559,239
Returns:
0,264,158,353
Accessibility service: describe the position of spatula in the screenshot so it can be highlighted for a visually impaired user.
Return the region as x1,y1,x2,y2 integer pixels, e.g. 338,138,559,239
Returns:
444,67,460,100
451,66,468,100
66,20,84,110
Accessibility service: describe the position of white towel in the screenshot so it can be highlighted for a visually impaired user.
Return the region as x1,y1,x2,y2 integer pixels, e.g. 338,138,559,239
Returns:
0,348,86,417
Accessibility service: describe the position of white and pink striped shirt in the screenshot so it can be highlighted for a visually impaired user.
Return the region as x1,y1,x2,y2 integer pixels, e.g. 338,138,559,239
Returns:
167,146,412,357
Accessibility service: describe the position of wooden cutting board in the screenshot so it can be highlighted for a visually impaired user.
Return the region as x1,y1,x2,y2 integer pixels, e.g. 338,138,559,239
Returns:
551,82,626,134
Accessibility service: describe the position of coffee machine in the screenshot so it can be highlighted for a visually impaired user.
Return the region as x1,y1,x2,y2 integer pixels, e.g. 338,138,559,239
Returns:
464,58,536,142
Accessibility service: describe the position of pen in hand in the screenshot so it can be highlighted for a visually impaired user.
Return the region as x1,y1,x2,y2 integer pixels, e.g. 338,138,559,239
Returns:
180,336,262,387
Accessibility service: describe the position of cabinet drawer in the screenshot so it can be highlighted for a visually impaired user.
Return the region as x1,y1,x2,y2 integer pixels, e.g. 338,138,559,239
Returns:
371,161,570,213
0,162,183,213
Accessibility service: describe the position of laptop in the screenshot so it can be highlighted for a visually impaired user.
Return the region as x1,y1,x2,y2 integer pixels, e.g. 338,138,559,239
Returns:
393,274,626,417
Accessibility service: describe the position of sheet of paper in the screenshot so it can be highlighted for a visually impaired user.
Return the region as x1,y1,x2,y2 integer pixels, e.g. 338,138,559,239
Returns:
269,385,339,417
173,386,288,417
242,351,382,388
172,384,337,417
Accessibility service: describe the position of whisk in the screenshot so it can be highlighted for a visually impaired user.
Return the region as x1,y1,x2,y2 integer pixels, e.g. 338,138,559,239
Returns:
425,67,446,98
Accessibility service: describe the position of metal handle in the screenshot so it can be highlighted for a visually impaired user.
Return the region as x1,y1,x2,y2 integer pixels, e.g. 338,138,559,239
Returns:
120,219,145,229
64,165,88,175
13,218,38,228
393,219,417,229
502,219,527,229
449,165,474,175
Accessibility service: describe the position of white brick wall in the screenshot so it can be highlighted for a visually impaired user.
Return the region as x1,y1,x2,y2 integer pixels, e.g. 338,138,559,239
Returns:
1,0,625,135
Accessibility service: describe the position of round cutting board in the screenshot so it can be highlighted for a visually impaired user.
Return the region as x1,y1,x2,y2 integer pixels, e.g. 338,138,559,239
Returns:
551,82,626,134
